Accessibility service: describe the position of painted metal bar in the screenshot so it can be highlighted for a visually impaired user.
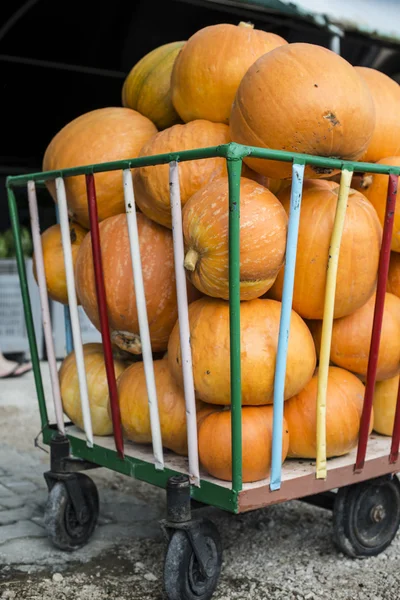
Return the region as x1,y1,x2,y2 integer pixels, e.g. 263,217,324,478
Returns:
56,177,93,447
64,305,73,354
390,379,400,463
122,169,164,470
55,203,73,356
7,144,400,188
169,162,200,486
316,168,353,479
356,174,398,470
270,161,305,491
85,174,124,458
27,181,65,434
227,158,243,493
6,186,49,430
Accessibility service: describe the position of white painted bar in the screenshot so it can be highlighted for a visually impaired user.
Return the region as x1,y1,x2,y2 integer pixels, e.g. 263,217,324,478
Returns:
122,169,164,470
27,181,65,434
55,177,93,447
169,161,200,487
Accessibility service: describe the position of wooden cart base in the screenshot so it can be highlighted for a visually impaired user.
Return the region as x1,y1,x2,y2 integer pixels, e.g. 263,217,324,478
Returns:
59,426,399,514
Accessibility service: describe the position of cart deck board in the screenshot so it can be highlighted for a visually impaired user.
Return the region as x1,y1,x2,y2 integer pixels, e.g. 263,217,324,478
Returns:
66,426,399,513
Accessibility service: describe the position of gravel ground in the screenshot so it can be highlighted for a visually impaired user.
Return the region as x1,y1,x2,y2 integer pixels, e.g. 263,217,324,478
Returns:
1,363,400,600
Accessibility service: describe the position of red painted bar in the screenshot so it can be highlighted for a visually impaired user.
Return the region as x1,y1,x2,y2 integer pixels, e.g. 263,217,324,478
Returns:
85,174,124,458
390,378,400,463
355,174,398,471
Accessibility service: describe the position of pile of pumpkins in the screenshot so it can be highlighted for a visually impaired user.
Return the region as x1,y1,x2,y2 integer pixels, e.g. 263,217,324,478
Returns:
34,22,400,484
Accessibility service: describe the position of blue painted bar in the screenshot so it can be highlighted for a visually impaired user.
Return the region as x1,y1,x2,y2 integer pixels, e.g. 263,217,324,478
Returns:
64,305,74,355
270,161,305,491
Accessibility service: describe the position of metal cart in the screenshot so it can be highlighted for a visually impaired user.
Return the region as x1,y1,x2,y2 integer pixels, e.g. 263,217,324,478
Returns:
6,143,400,600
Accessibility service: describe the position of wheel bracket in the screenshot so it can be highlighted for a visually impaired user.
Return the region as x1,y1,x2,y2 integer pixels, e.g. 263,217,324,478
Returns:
161,518,216,578
44,472,90,525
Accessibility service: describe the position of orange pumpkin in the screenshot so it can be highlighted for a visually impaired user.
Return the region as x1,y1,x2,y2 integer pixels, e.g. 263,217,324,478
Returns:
269,182,382,319
171,22,287,124
32,222,87,304
355,67,400,163
310,293,400,381
133,120,230,228
183,177,288,300
285,367,372,458
117,356,218,455
198,405,289,483
43,108,157,228
354,157,400,252
122,41,185,130
388,252,400,298
373,375,400,436
230,43,375,179
59,343,127,436
168,297,316,406
75,213,200,355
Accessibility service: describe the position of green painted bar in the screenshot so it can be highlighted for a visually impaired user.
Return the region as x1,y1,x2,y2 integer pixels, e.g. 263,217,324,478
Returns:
7,143,400,188
42,426,239,513
7,187,49,429
227,158,243,493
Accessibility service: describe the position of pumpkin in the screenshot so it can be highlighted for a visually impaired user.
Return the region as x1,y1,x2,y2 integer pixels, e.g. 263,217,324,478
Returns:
269,182,382,319
183,176,288,300
170,21,287,124
117,356,218,455
353,158,400,252
388,252,400,298
32,222,87,304
284,367,372,459
133,120,230,228
168,297,316,405
355,67,400,163
43,108,157,228
310,293,400,381
198,406,289,483
59,343,127,436
373,375,400,436
75,213,201,355
230,43,375,180
122,41,185,130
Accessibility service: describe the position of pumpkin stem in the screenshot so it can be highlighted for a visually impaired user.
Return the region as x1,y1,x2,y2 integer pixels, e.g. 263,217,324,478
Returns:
184,248,199,272
111,330,142,355
359,174,373,190
238,21,254,29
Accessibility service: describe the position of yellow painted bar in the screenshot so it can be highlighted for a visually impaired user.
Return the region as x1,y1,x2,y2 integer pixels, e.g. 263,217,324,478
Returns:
316,168,353,479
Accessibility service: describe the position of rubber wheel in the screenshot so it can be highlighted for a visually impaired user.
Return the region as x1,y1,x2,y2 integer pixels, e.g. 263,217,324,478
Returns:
333,476,400,557
44,473,99,551
164,519,222,600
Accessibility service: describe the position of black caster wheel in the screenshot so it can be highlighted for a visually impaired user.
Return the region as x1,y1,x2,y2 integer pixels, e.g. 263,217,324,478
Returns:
44,473,99,551
333,475,400,558
163,519,222,600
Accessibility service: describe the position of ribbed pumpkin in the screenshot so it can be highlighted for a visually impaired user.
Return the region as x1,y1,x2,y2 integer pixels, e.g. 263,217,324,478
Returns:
373,375,400,436
285,367,372,459
183,177,288,300
133,120,230,228
230,43,375,179
32,222,87,304
199,406,289,483
355,67,400,163
171,22,287,124
59,343,127,436
75,213,200,355
388,252,400,298
269,182,382,319
310,293,400,381
43,108,157,228
354,157,400,252
117,357,218,455
168,297,316,406
122,41,185,130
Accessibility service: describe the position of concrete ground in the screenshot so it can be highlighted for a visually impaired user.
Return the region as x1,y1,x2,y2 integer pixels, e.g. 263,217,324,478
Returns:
1,363,400,600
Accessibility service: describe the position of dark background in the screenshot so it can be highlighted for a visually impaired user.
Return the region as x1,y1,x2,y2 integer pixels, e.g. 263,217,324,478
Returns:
1,0,399,231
